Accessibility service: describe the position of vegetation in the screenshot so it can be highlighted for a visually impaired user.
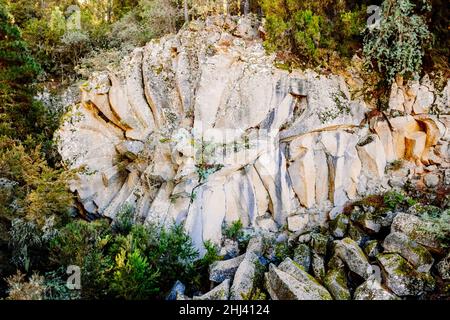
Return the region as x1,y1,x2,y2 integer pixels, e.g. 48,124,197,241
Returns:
363,0,432,81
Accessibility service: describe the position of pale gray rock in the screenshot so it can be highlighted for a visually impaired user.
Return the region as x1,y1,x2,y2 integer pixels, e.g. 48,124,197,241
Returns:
436,253,450,280
229,252,260,300
209,254,245,283
167,280,185,301
354,278,398,300
424,173,439,188
324,269,351,300
391,213,443,251
383,232,434,272
334,238,372,279
377,253,435,296
193,279,230,300
265,259,332,300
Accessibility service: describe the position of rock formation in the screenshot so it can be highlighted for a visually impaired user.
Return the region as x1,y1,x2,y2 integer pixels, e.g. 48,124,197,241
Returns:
57,15,449,255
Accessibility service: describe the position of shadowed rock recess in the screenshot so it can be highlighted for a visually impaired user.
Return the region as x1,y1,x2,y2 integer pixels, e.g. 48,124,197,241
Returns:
57,16,449,256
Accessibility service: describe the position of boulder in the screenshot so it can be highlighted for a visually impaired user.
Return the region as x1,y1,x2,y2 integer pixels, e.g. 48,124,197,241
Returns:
354,278,398,300
391,213,443,251
293,243,311,271
423,173,440,188
383,232,434,272
193,279,230,300
364,240,380,258
334,238,372,279
265,259,332,300
287,215,309,233
219,239,240,259
348,222,369,246
436,253,450,280
324,269,351,300
377,253,435,296
166,280,185,301
209,254,245,283
311,252,326,281
329,214,349,238
310,232,329,256
230,252,261,300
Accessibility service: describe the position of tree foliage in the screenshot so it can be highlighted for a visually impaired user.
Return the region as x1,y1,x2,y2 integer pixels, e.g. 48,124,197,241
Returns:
363,0,432,81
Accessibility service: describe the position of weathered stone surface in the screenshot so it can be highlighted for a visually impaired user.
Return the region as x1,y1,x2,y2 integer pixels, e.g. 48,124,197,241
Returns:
324,269,351,300
287,215,309,233
193,279,230,300
209,254,245,283
348,222,369,246
436,253,450,280
229,252,260,300
364,240,380,258
423,173,439,188
334,238,372,279
383,232,434,272
265,259,332,300
311,252,326,281
310,233,329,256
391,213,443,250
329,214,349,238
57,15,449,256
357,135,387,179
293,243,311,271
167,280,185,301
354,278,398,300
219,239,240,259
377,253,435,296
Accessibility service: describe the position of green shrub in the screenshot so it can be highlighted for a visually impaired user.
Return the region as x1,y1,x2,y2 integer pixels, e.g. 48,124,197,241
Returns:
292,10,321,59
224,219,244,241
113,204,135,235
383,190,416,210
43,268,80,300
111,247,159,299
363,0,432,81
420,208,450,248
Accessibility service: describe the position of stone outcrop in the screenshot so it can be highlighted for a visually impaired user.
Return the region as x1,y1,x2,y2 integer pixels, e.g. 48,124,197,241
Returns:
57,15,449,255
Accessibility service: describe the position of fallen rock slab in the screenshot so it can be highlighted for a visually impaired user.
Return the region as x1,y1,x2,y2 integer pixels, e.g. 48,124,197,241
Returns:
377,253,435,296
383,232,434,272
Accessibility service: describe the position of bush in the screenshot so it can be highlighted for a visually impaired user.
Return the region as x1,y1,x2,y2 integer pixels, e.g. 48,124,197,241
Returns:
9,217,57,272
224,219,244,241
260,0,368,64
0,137,73,226
6,271,45,300
363,0,432,81
420,208,450,248
111,247,159,299
50,219,112,299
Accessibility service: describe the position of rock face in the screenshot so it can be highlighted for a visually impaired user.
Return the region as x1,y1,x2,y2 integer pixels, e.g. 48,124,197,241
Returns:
56,15,449,254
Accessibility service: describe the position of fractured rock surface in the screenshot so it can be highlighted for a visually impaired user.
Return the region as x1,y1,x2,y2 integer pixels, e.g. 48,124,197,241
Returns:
57,16,450,254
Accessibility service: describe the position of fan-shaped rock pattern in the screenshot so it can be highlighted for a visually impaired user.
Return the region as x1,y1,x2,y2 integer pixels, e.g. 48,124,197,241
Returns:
57,16,449,254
